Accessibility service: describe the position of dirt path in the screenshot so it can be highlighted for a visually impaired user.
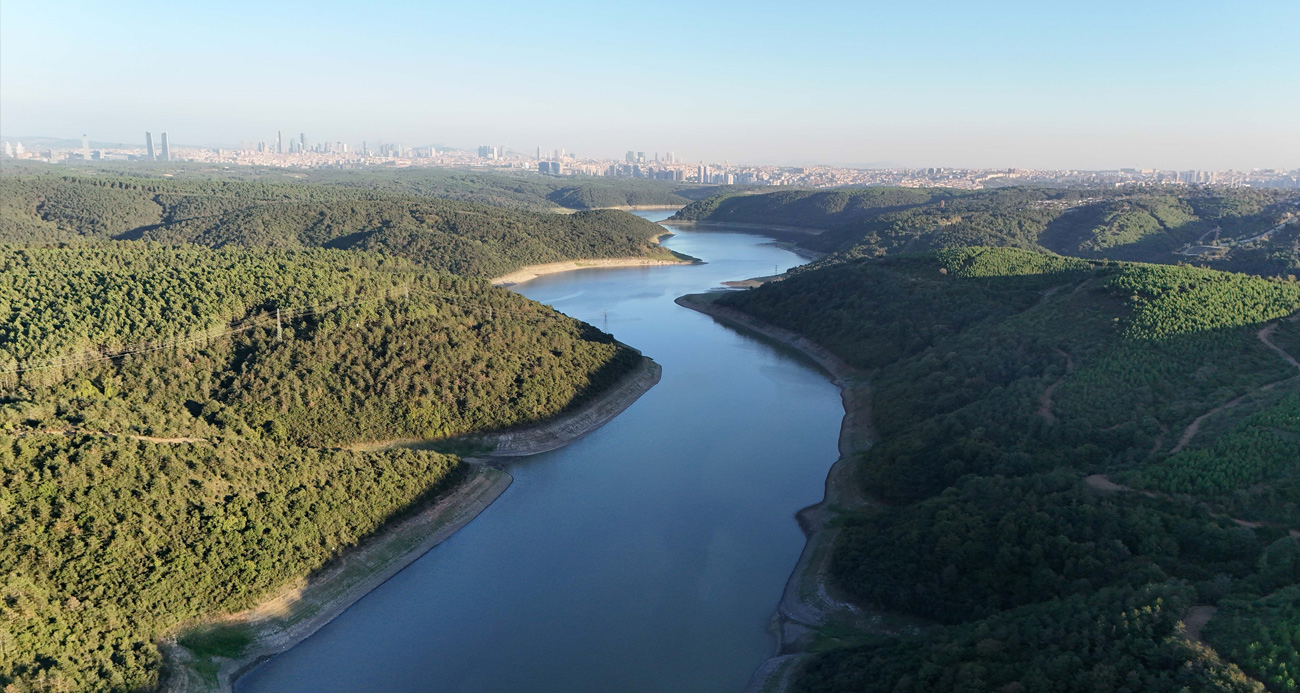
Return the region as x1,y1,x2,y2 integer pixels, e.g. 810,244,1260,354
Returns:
1169,392,1251,454
1037,349,1074,424
1085,474,1299,537
1183,605,1218,644
1150,423,1169,454
158,358,664,691
129,434,208,444
1259,321,1300,371
1169,317,1300,454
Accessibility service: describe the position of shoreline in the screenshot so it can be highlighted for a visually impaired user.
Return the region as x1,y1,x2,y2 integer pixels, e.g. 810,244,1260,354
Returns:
165,356,664,693
164,465,513,693
658,219,828,236
598,204,686,211
491,255,695,287
479,356,662,457
674,293,894,693
354,355,662,459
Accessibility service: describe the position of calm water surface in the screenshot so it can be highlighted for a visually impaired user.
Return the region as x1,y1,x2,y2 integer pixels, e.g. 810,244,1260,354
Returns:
237,212,843,692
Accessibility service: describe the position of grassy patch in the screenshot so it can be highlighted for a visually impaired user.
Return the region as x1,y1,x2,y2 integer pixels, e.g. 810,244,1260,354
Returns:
179,623,254,659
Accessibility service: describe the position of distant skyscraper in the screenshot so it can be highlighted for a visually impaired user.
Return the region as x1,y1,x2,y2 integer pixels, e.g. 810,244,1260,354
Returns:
276,131,283,154
81,135,90,158
300,132,306,151
145,132,156,161
159,132,170,162
536,146,541,160
2,142,13,158
626,151,635,163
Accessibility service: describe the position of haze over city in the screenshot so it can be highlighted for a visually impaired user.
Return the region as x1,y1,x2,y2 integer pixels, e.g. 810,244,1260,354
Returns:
2,0,1297,171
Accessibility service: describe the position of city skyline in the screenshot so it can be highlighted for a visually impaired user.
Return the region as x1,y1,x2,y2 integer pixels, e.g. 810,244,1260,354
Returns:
7,130,1294,193
2,0,1298,170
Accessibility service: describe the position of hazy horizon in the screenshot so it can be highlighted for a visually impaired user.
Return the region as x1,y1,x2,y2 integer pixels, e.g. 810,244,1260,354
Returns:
3,0,1297,171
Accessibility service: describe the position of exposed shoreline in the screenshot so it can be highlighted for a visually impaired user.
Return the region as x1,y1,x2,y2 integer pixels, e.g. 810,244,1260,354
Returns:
659,219,828,236
491,254,695,287
353,355,662,459
599,204,686,211
674,293,890,693
164,356,664,693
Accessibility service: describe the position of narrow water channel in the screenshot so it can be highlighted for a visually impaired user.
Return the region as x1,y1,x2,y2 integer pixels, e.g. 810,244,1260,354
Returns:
237,212,844,692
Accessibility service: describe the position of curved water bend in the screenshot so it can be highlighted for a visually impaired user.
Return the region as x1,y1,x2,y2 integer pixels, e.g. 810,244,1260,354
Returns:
237,212,844,692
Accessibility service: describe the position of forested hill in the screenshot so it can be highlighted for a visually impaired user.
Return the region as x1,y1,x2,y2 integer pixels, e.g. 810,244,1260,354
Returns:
674,187,1300,275
718,247,1300,692
671,187,954,227
0,244,644,691
0,174,678,278
2,160,748,212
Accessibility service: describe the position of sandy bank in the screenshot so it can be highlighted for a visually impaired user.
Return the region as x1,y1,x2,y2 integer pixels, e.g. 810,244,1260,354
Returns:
483,356,661,457
164,464,512,693
165,357,663,692
660,219,827,237
491,256,693,287
675,293,909,693
599,204,686,211
351,355,661,459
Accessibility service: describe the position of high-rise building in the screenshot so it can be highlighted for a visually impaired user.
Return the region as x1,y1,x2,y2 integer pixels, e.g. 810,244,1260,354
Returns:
145,132,156,161
159,132,170,162
2,142,13,158
81,135,90,158
536,146,542,160
276,131,283,154
300,133,306,151
626,151,635,163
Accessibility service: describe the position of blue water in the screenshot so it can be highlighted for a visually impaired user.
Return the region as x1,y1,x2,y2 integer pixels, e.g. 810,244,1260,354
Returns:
237,212,843,692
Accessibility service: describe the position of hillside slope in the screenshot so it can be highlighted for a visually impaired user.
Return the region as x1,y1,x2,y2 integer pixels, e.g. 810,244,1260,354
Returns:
674,187,1300,275
0,244,643,691
718,248,1300,692
0,174,678,278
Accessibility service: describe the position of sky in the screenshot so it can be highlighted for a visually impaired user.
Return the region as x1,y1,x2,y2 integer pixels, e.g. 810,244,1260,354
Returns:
2,0,1297,170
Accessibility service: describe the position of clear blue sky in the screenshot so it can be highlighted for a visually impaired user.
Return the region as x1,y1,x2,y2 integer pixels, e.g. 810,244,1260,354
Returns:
2,0,1296,169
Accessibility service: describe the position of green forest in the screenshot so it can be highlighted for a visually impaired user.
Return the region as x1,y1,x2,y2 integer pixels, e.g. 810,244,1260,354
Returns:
674,186,1300,275
0,174,680,278
0,241,643,688
719,247,1300,692
3,159,743,212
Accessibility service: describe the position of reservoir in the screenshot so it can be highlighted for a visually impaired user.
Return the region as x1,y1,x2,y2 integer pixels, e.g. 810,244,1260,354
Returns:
237,213,844,692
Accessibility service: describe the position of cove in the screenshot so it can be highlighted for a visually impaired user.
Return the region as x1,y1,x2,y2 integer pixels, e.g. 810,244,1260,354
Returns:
235,212,844,692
